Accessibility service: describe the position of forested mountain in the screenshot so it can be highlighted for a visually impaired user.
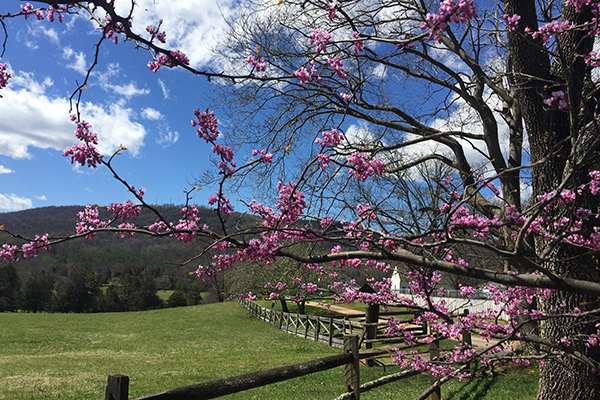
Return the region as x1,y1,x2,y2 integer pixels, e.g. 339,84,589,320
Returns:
0,204,257,312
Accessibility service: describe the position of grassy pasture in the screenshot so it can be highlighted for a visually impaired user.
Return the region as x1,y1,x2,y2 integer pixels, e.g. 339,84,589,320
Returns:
0,302,537,399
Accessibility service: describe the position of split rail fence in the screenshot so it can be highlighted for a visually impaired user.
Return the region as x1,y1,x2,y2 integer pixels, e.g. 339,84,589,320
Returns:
105,335,445,400
105,301,475,400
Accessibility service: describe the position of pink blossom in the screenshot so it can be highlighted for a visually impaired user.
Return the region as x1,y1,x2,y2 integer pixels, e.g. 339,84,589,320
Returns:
315,128,344,147
325,1,338,21
317,153,331,170
146,25,167,43
252,149,273,163
532,21,574,45
108,199,142,222
347,152,387,182
240,292,256,301
501,13,520,32
544,90,568,110
339,92,352,102
192,109,220,142
171,50,189,65
0,61,11,91
247,55,266,72
0,244,18,263
327,56,347,79
208,191,234,216
353,32,364,53
294,66,312,85
309,29,331,55
302,282,318,293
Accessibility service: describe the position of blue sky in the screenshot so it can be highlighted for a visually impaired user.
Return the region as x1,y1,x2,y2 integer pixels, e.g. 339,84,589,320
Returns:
0,0,529,213
0,0,238,211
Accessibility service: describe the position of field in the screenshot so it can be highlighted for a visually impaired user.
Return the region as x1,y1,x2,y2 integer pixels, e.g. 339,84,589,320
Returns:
0,302,538,399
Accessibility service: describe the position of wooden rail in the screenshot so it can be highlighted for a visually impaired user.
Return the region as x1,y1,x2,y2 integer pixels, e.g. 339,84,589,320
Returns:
106,335,361,400
107,304,476,400
243,299,364,348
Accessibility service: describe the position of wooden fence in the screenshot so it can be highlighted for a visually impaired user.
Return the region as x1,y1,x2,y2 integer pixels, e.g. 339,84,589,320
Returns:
105,302,477,400
240,299,431,350
243,299,365,348
105,334,449,400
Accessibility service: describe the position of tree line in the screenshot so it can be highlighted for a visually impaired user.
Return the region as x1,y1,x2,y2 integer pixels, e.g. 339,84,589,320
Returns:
0,263,203,313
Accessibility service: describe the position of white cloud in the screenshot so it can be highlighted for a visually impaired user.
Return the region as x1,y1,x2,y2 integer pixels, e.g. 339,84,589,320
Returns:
157,130,179,147
96,64,150,99
114,0,236,68
157,78,170,99
82,102,147,156
26,24,60,45
141,107,163,120
0,194,33,211
35,195,48,201
0,166,14,174
0,70,148,159
63,47,88,75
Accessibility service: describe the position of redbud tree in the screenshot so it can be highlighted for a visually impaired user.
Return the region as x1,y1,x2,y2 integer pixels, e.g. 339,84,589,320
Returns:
2,1,600,398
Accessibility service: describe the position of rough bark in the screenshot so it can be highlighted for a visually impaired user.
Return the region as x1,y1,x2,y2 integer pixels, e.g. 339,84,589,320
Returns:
505,1,600,398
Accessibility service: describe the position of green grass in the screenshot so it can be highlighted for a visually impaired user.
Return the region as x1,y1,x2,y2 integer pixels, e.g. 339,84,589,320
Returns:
156,290,174,302
0,302,538,399
255,300,347,318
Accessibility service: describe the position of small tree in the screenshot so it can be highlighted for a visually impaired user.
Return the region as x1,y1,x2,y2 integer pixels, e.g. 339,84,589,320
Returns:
0,264,19,311
19,271,54,313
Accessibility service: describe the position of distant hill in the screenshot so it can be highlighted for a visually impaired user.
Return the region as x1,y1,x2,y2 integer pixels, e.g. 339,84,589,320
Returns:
0,204,257,281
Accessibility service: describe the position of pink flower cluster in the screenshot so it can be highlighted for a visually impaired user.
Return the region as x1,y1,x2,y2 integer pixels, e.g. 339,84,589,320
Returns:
102,14,126,44
21,234,50,260
325,1,338,21
353,32,364,54
339,92,352,102
252,149,273,163
501,13,520,32
148,50,189,72
213,143,236,175
247,55,266,72
20,3,64,21
146,24,166,43
192,109,220,142
315,128,344,147
420,0,477,41
448,205,502,239
76,205,109,239
0,61,11,90
63,117,103,169
208,191,234,216
294,62,321,85
544,90,568,110
107,198,142,222
327,56,347,79
347,152,386,182
0,244,19,263
309,29,331,55
529,20,574,45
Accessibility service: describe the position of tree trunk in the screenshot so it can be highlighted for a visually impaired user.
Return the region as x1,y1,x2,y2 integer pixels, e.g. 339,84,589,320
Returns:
280,298,289,313
505,1,600,397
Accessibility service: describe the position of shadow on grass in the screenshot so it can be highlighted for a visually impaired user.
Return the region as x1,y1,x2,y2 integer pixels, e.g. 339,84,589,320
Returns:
445,373,497,400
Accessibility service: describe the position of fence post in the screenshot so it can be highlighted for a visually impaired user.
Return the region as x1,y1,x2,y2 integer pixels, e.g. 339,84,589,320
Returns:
105,374,129,400
365,303,380,367
429,338,441,400
328,318,334,346
279,312,284,330
305,314,310,338
315,317,321,341
344,335,360,400
461,309,472,375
